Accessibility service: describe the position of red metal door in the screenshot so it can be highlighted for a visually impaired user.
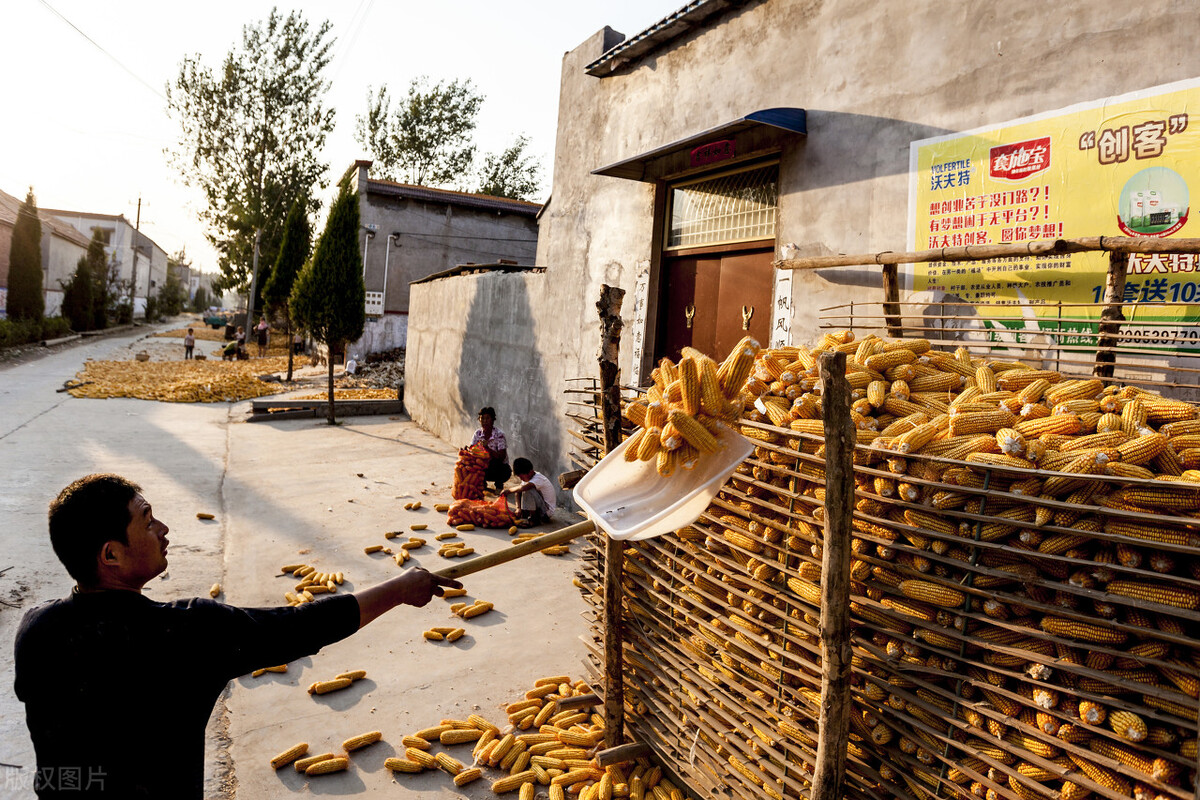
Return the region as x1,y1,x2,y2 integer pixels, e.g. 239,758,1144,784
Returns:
657,245,773,363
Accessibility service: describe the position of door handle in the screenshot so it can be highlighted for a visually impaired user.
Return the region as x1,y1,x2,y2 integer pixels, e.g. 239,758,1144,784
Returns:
741,305,754,330
685,305,695,329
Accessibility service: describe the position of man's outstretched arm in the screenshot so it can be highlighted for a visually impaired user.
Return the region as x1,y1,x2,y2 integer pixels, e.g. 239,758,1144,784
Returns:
354,567,462,629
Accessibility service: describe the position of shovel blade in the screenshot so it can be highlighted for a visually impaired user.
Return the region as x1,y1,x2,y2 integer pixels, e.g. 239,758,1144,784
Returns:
573,425,753,541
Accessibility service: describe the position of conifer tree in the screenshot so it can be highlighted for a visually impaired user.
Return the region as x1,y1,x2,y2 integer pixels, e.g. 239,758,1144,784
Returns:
290,184,364,423
7,189,44,322
263,199,311,381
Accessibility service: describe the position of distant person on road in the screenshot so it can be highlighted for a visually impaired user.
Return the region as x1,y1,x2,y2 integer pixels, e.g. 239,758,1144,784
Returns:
183,328,195,360
470,406,511,493
14,474,460,799
501,457,556,527
254,317,269,358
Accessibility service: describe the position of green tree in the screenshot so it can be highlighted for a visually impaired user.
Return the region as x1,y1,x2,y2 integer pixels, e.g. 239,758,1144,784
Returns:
60,255,95,331
263,199,311,381
158,270,187,317
355,77,483,187
191,285,210,312
478,135,542,201
290,184,364,423
7,189,44,323
83,231,109,329
166,9,335,294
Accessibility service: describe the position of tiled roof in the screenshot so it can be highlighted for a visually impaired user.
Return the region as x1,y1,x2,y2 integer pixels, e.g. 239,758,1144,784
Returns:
367,179,543,217
0,190,92,248
586,0,756,76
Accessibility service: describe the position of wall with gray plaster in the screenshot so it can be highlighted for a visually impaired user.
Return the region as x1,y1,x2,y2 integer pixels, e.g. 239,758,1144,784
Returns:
406,0,1200,484
407,270,574,504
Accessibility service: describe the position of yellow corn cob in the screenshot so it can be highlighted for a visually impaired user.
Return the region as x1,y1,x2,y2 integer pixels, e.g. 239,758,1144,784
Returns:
1040,616,1126,644
294,752,336,773
898,579,965,608
438,727,482,745
673,357,699,416
385,757,424,773
1104,518,1196,546
306,756,349,776
1106,579,1200,610
363,544,383,554
434,752,464,775
1144,398,1198,423
270,742,308,769
717,341,759,398
1014,414,1082,438
341,730,382,751
668,410,720,453
310,678,352,695
948,409,1014,436
492,770,540,793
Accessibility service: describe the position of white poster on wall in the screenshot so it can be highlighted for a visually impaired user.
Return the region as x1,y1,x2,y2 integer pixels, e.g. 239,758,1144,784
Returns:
770,267,792,348
628,262,651,383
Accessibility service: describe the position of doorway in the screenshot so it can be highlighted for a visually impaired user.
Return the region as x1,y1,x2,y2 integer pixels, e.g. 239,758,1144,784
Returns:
653,161,778,363
657,244,774,362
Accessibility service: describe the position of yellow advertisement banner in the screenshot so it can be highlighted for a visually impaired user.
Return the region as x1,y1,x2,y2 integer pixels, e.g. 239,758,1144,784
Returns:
908,78,1200,349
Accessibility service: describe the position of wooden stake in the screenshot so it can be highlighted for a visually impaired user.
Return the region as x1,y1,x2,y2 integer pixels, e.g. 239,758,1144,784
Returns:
1094,250,1128,379
881,263,901,338
597,284,627,746
811,350,854,800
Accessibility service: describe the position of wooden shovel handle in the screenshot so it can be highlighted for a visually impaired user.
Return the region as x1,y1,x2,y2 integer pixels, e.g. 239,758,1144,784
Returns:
433,520,597,580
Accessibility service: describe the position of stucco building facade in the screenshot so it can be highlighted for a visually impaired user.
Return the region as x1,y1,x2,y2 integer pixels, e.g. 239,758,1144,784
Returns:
406,0,1200,493
346,161,540,358
0,189,90,318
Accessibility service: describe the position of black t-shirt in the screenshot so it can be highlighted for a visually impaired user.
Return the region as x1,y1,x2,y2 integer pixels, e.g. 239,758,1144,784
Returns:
14,589,360,799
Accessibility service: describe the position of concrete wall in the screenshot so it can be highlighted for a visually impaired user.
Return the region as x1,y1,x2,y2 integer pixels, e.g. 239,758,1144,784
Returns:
42,231,86,299
407,269,570,504
513,0,1200,473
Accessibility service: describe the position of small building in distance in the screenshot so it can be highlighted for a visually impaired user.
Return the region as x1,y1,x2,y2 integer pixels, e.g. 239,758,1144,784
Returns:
0,188,90,318
42,208,167,319
346,161,541,357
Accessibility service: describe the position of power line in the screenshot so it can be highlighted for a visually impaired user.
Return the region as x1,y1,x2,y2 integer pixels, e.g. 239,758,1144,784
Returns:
36,0,167,102
395,231,538,243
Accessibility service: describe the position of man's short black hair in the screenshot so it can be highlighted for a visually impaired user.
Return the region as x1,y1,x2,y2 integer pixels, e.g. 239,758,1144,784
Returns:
478,407,496,419
48,474,141,585
513,457,532,474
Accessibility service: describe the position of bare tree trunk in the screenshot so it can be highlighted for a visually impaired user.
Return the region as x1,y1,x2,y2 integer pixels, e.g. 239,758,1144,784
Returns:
326,342,336,424
285,318,295,382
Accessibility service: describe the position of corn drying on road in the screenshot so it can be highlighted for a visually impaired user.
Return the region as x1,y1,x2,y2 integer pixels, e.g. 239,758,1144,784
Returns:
0,323,587,799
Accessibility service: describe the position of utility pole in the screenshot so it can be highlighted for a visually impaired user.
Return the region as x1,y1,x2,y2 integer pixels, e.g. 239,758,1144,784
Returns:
246,228,263,327
129,197,141,317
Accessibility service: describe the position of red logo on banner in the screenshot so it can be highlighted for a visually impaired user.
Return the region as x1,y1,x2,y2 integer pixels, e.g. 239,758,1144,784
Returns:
989,137,1051,181
691,139,735,167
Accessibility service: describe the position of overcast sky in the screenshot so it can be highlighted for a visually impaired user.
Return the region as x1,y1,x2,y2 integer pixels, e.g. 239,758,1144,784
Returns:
0,0,681,274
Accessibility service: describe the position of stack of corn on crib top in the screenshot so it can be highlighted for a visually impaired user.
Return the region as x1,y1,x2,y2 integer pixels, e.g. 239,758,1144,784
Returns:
602,331,1199,800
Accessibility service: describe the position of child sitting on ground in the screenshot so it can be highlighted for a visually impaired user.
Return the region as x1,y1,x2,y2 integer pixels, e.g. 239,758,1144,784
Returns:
501,457,556,527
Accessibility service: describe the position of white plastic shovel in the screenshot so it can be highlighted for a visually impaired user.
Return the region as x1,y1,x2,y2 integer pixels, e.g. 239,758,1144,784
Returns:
434,426,753,580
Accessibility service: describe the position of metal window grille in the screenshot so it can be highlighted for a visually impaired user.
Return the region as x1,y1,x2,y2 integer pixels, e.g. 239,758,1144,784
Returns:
667,164,778,248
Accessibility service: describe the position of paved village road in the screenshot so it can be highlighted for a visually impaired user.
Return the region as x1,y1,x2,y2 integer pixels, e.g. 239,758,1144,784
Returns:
0,326,590,799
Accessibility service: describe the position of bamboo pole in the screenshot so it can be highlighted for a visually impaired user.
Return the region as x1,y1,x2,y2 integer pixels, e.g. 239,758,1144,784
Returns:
597,284,627,746
810,350,854,800
774,235,1200,271
1094,250,1129,379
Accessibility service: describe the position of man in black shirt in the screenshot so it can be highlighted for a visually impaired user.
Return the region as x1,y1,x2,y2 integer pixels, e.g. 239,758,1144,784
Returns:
14,473,461,798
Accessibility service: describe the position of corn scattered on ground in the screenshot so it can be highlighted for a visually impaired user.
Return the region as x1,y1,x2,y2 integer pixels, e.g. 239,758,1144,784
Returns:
68,356,291,402
294,388,399,400
153,325,227,342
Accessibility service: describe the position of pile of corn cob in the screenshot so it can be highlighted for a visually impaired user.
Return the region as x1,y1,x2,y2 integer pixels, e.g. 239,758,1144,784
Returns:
387,676,685,799
67,356,290,402
600,331,1198,800
621,338,760,476
280,563,346,605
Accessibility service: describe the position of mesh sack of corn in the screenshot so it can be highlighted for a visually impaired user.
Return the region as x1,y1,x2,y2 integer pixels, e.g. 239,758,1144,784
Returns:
67,356,290,403
571,330,1199,800
446,497,514,529
452,445,490,500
